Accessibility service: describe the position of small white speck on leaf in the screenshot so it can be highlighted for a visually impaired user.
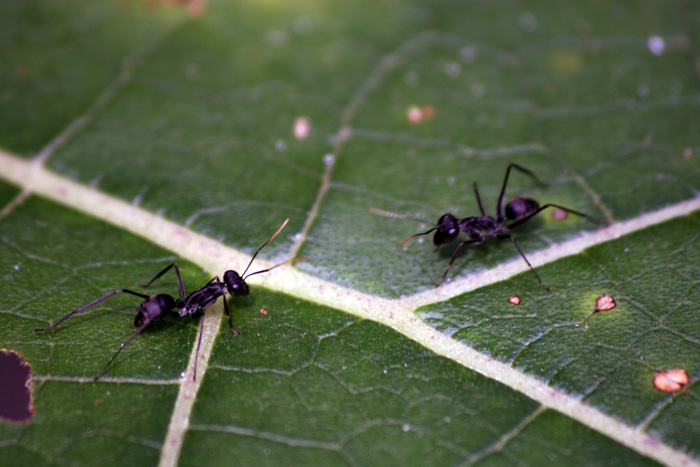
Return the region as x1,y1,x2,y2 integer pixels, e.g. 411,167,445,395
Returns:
445,62,461,78
460,46,477,63
518,12,537,32
294,117,311,140
407,105,422,125
647,36,665,56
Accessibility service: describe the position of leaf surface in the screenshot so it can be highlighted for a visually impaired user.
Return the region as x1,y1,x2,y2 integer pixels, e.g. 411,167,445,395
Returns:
1,0,699,465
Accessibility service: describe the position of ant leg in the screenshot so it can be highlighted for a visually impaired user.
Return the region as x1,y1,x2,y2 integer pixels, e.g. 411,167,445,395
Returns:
436,238,482,288
473,183,486,216
203,276,221,287
507,203,603,230
34,289,151,333
498,234,551,292
94,320,151,381
193,314,205,381
141,263,186,300
141,263,175,288
222,296,240,335
496,163,548,222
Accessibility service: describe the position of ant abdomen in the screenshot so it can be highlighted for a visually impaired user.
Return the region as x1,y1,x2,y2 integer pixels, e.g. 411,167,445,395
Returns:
134,294,176,327
505,197,539,221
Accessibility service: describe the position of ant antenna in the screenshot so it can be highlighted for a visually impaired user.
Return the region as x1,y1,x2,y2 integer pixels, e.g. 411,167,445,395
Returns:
241,218,289,278
367,206,438,247
400,228,437,247
367,206,430,224
243,257,308,280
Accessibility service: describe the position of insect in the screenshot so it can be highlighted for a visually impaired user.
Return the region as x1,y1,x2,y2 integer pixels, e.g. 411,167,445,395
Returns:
370,164,603,290
141,219,293,337
34,219,291,381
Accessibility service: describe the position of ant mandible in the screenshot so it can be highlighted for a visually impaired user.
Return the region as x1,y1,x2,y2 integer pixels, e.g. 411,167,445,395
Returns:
34,219,291,381
371,164,602,290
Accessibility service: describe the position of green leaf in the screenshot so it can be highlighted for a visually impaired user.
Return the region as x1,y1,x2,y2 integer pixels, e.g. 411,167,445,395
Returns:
1,0,699,465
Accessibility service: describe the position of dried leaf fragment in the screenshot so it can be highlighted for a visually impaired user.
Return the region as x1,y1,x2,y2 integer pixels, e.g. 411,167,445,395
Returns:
0,349,33,423
653,369,689,393
595,294,616,312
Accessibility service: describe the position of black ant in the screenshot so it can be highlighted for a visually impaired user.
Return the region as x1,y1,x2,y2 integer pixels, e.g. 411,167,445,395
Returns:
34,219,292,381
370,164,603,290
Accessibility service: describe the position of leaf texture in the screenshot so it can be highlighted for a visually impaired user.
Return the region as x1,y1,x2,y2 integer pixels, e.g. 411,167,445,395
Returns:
1,0,699,465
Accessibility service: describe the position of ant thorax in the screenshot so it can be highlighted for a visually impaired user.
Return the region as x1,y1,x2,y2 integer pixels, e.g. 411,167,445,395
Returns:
459,216,501,234
179,282,227,317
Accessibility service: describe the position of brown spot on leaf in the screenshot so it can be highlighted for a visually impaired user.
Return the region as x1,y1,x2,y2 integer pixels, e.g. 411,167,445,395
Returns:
551,208,568,220
0,350,34,423
595,294,616,312
406,105,436,125
509,295,521,305
654,369,689,393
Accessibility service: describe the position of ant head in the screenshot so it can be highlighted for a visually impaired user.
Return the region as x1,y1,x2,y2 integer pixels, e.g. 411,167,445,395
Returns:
505,197,539,221
222,219,289,297
224,270,250,297
433,213,459,245
134,294,175,327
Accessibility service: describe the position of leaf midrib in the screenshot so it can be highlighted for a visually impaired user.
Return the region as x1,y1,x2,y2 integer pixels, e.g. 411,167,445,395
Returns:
1,150,699,466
